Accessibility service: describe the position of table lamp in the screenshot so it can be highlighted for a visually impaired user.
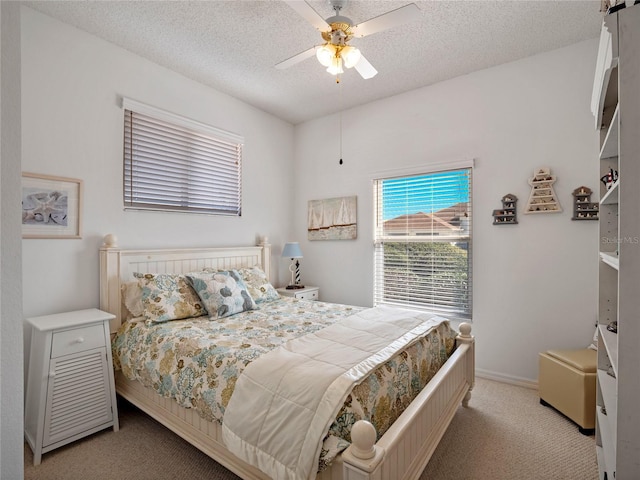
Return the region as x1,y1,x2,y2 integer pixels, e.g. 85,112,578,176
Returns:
282,242,304,289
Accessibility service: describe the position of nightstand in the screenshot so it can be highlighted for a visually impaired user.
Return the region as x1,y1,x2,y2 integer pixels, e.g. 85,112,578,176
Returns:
24,308,119,465
277,285,319,301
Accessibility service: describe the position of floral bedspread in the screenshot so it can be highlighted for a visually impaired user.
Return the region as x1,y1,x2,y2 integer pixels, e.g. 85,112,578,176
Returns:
112,297,456,470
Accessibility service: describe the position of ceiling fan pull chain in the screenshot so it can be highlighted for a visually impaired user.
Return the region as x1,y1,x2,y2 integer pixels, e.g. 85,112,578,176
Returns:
339,81,343,165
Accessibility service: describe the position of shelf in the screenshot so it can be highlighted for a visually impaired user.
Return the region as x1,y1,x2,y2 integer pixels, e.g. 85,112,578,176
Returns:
595,446,605,480
599,324,618,377
600,104,619,159
526,209,561,214
599,251,619,270
597,369,618,423
600,179,619,205
591,13,618,130
597,407,617,476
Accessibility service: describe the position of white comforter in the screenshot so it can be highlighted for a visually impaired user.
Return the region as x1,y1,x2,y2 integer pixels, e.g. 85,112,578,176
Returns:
221,305,448,480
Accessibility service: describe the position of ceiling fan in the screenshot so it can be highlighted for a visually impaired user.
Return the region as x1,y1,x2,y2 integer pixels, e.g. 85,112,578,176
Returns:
276,0,420,80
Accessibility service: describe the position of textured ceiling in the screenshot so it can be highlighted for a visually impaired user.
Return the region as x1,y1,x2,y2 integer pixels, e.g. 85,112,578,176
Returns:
24,1,604,124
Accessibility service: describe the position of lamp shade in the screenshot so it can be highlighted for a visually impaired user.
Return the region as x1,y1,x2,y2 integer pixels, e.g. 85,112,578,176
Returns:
316,44,336,67
326,56,344,75
341,46,361,68
282,242,303,259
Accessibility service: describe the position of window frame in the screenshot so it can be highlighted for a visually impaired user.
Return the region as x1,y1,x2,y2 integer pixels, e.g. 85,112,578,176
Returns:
122,98,244,216
373,164,473,321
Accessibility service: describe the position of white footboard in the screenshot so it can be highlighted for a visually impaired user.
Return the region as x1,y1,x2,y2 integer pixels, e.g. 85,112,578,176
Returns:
341,322,475,480
115,323,474,480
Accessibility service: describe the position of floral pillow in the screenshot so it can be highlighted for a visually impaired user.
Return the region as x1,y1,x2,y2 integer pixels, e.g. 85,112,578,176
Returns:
133,273,206,324
186,270,257,319
238,266,280,304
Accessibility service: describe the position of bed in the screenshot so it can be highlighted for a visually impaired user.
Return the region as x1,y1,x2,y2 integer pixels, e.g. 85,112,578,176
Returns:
99,235,475,480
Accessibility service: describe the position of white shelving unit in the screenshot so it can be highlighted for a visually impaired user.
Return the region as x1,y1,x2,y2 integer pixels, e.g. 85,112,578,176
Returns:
591,5,640,480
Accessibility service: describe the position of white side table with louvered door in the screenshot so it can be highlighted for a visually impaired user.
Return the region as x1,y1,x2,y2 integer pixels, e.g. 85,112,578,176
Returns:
24,308,119,465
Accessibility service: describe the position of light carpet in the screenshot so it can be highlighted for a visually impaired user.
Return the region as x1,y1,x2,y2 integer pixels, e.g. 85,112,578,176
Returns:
24,378,597,480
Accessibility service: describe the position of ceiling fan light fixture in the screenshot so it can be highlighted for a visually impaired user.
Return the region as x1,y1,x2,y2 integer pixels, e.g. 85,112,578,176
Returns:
341,45,361,68
326,56,344,75
316,44,336,67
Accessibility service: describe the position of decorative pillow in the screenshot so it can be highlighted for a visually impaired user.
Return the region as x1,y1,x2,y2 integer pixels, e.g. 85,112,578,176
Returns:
121,281,144,318
133,273,206,324
186,270,257,319
201,267,221,273
238,266,280,304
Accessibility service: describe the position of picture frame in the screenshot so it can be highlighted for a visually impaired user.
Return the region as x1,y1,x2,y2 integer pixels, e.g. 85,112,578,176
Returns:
308,195,357,241
21,172,83,239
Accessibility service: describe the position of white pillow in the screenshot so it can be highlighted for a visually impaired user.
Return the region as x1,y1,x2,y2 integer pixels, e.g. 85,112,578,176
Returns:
121,281,144,318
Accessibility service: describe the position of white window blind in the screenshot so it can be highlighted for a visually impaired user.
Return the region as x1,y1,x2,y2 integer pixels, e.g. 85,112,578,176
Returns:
123,99,243,216
373,168,472,320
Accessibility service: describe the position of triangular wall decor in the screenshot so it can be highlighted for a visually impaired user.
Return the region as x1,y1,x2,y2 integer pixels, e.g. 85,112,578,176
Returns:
524,167,562,214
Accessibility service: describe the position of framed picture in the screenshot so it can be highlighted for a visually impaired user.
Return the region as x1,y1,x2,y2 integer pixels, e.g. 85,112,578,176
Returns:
308,195,357,240
21,172,83,239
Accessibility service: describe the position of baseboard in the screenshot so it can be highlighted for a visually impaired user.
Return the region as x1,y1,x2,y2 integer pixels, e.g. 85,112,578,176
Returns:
476,368,538,390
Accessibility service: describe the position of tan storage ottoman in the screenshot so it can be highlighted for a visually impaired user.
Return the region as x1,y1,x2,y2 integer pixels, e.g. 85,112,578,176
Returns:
538,348,596,435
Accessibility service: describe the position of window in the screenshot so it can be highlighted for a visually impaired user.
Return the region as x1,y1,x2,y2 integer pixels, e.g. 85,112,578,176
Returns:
123,98,243,216
373,167,472,321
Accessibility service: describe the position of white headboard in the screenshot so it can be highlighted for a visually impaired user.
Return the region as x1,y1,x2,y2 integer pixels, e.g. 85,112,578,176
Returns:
99,234,272,333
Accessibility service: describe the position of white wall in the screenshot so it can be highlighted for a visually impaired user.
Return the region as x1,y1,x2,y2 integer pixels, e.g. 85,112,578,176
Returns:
20,6,297,393
20,6,296,323
1,3,23,479
293,39,601,384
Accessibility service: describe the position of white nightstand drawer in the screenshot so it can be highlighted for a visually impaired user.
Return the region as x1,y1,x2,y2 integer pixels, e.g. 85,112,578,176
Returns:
296,289,318,301
277,286,319,301
51,324,105,358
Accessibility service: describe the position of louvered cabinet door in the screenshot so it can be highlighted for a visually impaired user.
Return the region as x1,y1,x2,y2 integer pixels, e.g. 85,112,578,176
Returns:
43,348,113,447
24,309,118,466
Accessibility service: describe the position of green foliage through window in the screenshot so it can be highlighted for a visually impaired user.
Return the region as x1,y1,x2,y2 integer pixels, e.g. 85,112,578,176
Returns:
373,167,472,320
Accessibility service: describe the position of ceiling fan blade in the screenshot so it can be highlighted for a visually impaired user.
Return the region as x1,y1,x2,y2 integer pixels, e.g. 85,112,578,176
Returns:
275,46,317,70
283,0,330,32
354,54,378,79
351,3,420,38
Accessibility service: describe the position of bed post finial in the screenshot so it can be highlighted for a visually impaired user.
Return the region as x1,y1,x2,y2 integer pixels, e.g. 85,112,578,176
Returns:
342,420,384,478
458,322,472,339
103,234,118,248
350,420,377,459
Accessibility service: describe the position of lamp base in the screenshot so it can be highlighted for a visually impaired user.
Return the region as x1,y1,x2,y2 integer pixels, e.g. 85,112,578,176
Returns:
286,285,306,290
